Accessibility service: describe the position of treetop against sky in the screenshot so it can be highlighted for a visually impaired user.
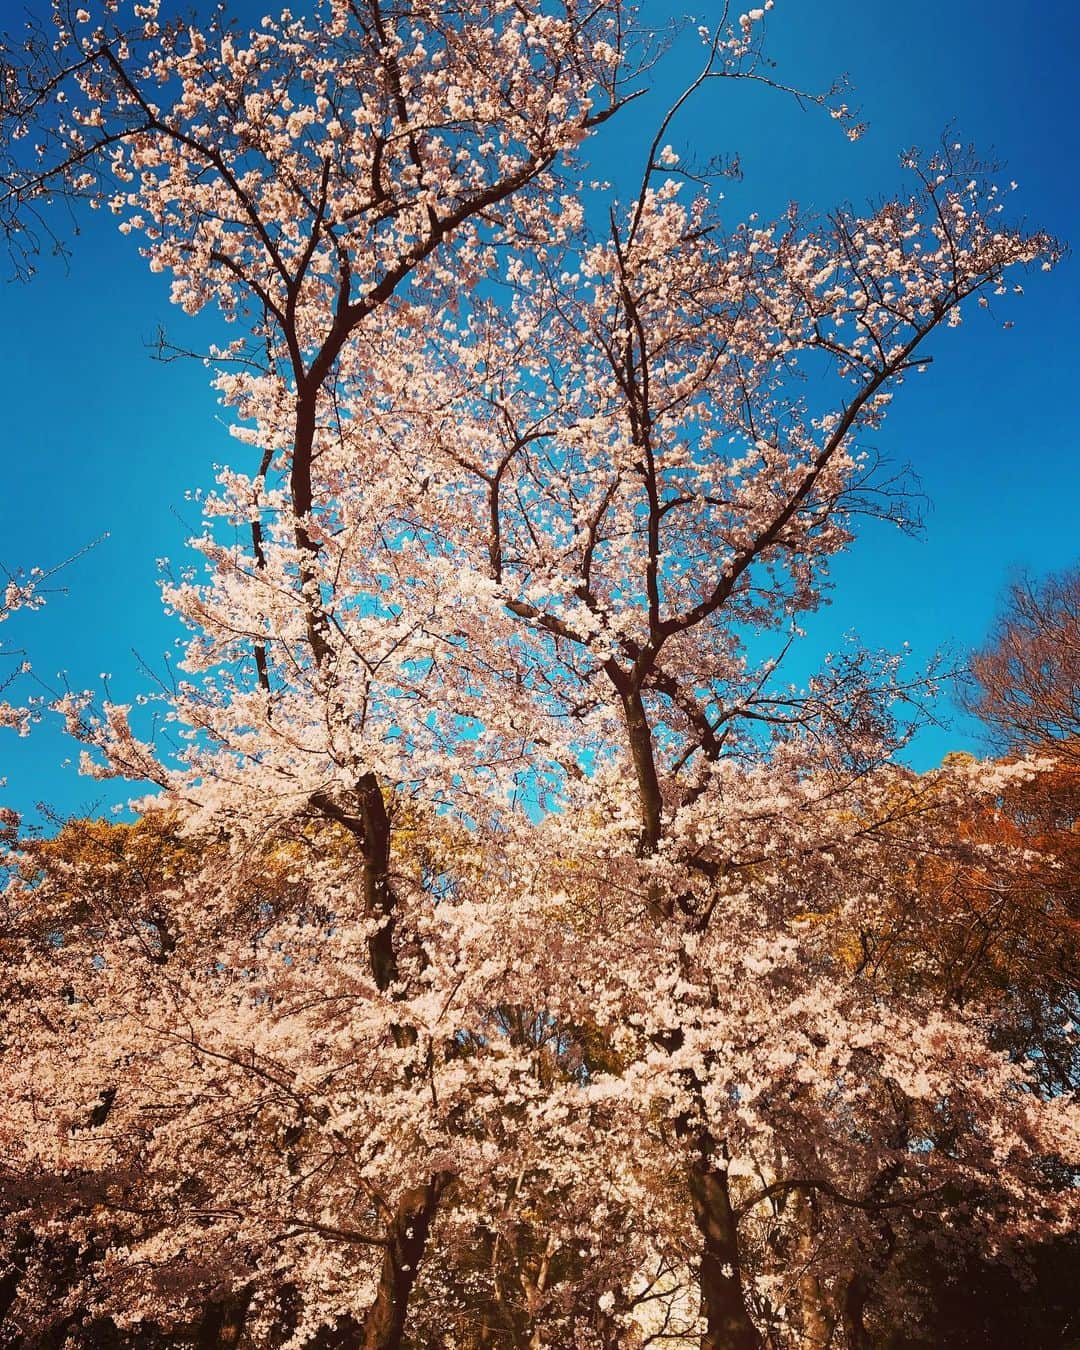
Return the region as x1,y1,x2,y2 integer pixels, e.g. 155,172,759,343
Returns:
0,0,1077,825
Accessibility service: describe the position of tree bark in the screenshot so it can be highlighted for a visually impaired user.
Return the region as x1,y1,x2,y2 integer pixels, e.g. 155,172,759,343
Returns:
792,1191,830,1350
361,1172,453,1350
355,771,397,995
798,1262,831,1349
618,684,663,856
311,773,400,998
840,1270,871,1350
687,1154,762,1350
197,1285,253,1349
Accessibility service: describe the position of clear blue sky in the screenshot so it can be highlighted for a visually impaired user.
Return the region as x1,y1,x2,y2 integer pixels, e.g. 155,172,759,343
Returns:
1,0,1078,824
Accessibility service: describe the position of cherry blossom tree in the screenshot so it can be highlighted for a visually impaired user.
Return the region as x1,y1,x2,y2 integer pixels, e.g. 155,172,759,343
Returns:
0,565,42,737
1,1,1076,1347
1,545,97,735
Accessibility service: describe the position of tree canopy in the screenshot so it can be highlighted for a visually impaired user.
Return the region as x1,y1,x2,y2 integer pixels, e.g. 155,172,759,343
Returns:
0,2,1076,1346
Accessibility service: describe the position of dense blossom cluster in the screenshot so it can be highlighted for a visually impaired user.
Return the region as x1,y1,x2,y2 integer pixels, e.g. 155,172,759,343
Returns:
0,2,1075,1347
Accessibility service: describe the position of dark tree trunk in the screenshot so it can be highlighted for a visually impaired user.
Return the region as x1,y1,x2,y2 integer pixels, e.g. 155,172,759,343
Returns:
361,1172,453,1350
841,1270,871,1350
197,1285,253,1349
309,774,401,1001
355,771,397,995
618,685,664,856
687,1155,762,1350
304,1314,364,1350
299,1171,452,1350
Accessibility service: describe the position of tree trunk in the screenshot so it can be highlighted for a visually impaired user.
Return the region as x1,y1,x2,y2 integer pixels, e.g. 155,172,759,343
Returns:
792,1191,830,1350
197,1285,253,1349
355,770,398,995
798,1266,830,1349
687,1156,762,1350
840,1268,874,1350
361,1172,453,1350
303,1314,364,1350
617,683,663,856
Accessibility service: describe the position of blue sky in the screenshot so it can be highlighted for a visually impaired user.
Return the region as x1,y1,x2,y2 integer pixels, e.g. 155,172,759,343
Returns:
1,0,1077,824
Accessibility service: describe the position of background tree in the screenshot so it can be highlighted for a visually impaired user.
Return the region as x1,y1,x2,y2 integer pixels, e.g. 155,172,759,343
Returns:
782,572,1080,1345
963,566,1079,1098
968,567,1080,762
